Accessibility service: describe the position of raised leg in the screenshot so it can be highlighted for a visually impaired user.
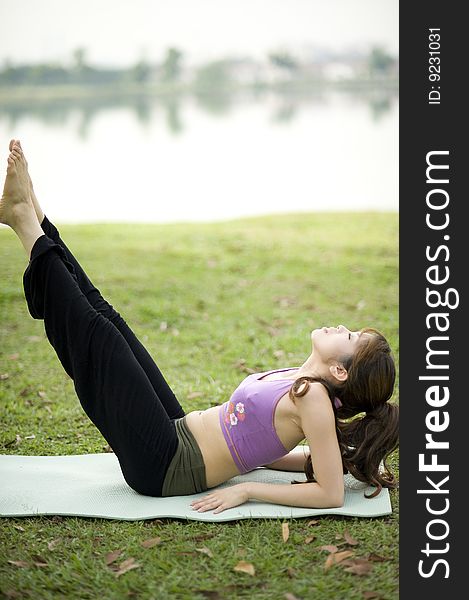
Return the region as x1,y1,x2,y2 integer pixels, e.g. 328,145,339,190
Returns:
12,139,185,420
23,235,178,495
2,141,179,495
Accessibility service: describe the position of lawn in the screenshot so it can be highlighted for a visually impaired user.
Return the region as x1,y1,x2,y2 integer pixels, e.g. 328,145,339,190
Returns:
0,212,399,600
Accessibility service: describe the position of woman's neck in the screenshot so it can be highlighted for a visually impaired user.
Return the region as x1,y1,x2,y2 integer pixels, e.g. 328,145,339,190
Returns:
295,354,326,380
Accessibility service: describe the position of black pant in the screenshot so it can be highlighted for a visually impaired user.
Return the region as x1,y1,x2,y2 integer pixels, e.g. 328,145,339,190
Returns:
23,217,185,496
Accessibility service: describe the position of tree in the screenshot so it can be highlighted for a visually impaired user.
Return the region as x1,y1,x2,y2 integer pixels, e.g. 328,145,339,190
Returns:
73,48,88,71
194,60,232,90
268,51,298,72
369,47,395,75
131,59,151,84
162,47,183,82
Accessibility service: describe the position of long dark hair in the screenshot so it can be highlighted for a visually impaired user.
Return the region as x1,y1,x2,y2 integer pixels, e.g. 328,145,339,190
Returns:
290,328,399,498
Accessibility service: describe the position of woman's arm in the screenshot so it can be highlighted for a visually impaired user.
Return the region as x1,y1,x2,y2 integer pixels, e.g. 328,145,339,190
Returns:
190,478,342,514
263,447,310,472
244,479,343,508
288,383,345,507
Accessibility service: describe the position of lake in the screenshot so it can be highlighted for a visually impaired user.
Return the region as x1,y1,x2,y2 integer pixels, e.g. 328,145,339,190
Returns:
0,87,398,223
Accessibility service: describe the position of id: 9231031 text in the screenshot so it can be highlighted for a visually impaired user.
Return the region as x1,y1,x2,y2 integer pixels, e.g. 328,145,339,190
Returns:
428,28,441,105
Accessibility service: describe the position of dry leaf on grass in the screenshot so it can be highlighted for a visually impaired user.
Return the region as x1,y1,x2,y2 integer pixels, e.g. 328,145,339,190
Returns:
306,519,319,527
13,525,25,532
8,560,29,568
286,567,297,579
343,558,374,576
233,359,256,374
324,554,336,571
31,555,48,567
276,296,296,308
343,529,359,546
367,552,388,562
318,545,338,553
304,536,316,544
3,438,17,448
285,593,302,600
114,557,141,578
196,547,214,558
105,549,123,565
233,561,255,576
141,537,162,548
47,538,62,551
187,392,203,399
282,522,290,543
363,592,382,599
334,550,355,563
324,550,355,570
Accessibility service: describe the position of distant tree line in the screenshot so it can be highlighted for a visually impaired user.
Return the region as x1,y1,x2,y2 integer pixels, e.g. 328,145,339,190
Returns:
0,46,397,88
1,48,152,87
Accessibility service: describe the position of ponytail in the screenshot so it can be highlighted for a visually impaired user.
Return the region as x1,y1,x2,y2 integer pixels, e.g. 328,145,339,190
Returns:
337,402,399,497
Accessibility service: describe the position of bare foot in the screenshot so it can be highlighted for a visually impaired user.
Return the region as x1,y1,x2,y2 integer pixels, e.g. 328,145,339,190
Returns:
1,141,44,256
9,138,44,223
0,143,33,227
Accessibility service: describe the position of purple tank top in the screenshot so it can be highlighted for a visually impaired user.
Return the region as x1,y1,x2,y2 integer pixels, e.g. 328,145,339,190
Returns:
218,368,299,473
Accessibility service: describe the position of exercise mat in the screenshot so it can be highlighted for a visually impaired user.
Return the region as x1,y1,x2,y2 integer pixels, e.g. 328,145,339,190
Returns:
0,452,392,521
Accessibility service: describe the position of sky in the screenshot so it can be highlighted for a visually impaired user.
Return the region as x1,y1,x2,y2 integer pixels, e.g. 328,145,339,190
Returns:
0,0,398,67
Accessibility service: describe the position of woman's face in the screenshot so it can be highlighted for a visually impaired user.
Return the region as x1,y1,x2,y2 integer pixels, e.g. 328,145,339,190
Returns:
311,325,367,364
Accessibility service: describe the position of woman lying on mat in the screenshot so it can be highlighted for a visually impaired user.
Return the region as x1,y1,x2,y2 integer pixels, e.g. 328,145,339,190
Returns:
1,139,399,514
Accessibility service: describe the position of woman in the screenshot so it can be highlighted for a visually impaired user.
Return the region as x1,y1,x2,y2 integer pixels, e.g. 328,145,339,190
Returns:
0,140,399,514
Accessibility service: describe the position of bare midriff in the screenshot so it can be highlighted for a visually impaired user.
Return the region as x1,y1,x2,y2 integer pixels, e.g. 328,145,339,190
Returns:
184,373,305,488
184,405,241,488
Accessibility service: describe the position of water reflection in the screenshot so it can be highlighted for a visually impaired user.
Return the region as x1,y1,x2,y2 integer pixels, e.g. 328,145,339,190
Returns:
0,86,397,137
0,86,398,221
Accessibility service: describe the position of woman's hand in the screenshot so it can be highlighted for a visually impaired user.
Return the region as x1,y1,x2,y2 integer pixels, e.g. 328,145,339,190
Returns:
190,483,249,514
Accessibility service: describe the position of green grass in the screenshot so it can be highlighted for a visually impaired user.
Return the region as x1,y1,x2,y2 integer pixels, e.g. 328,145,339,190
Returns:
0,213,398,599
